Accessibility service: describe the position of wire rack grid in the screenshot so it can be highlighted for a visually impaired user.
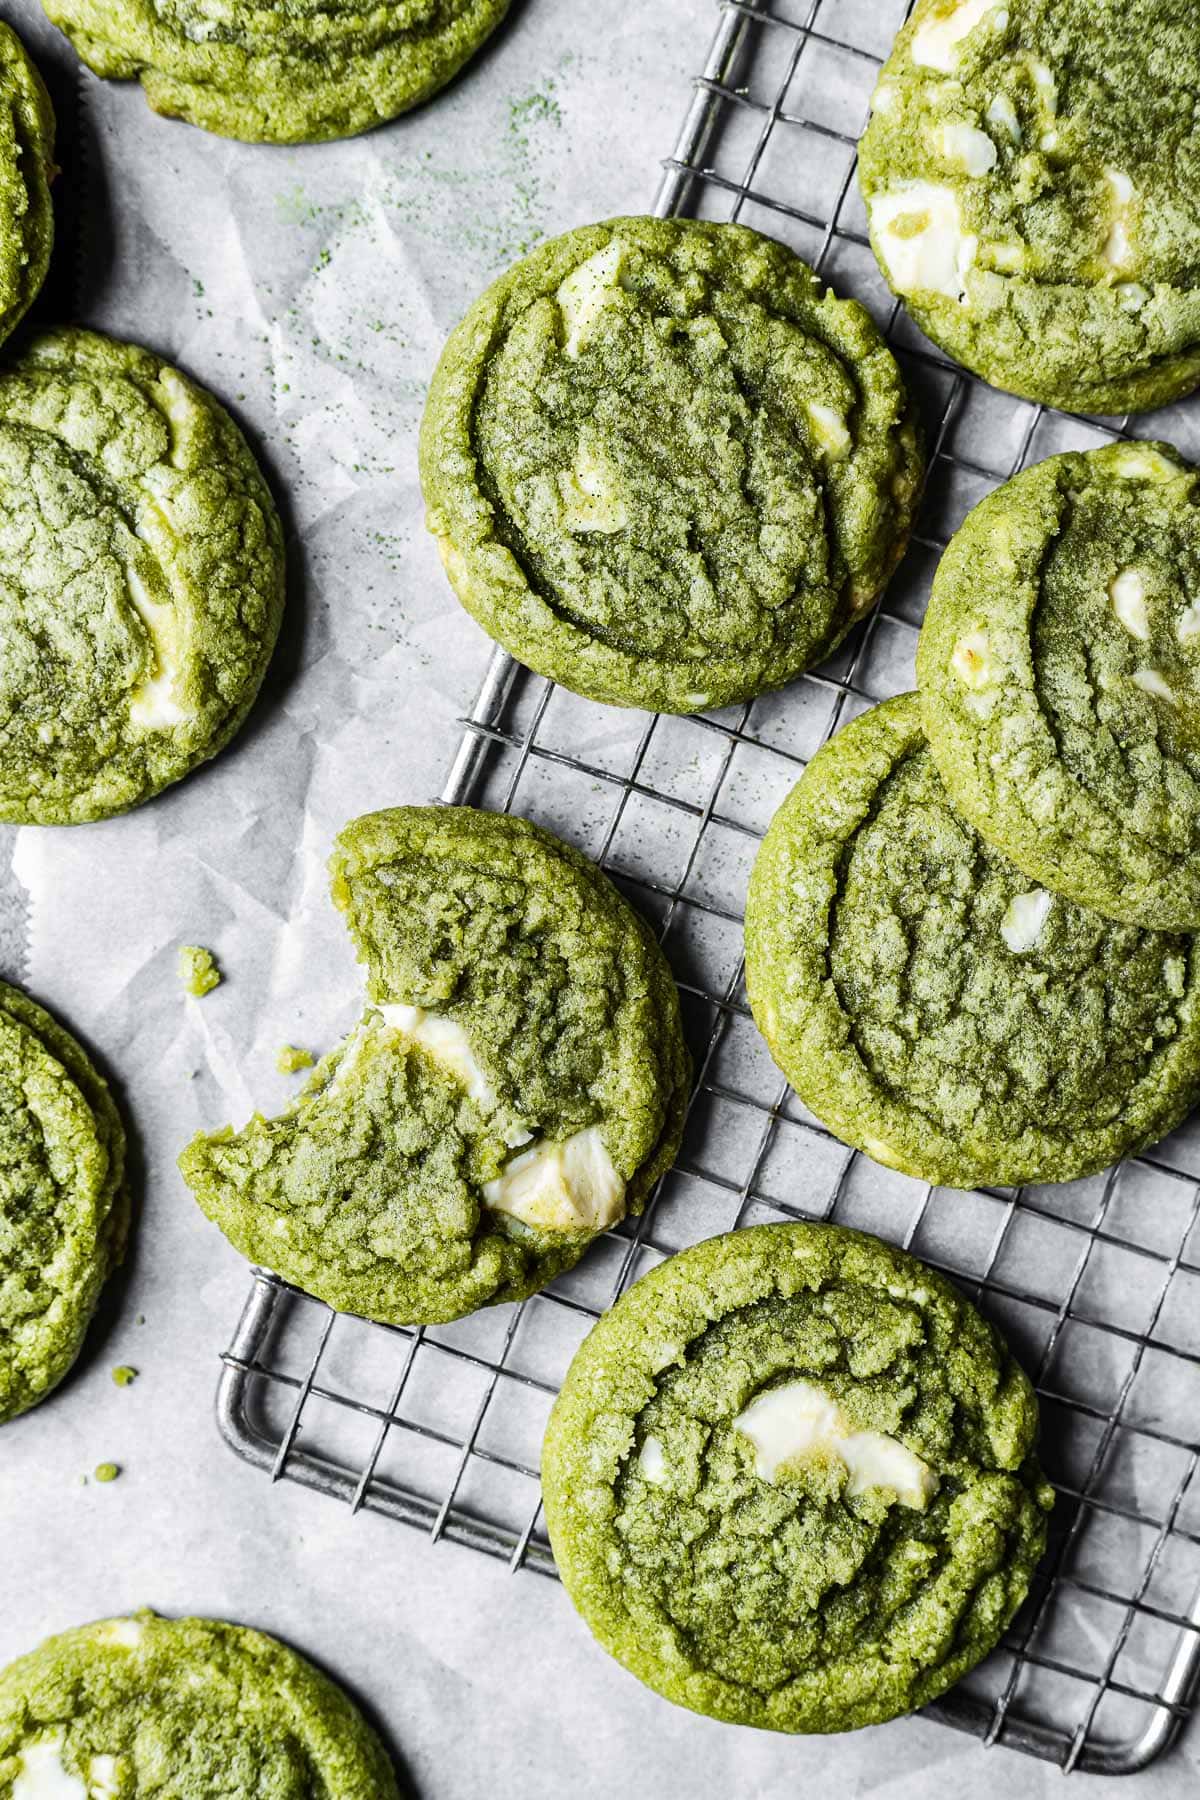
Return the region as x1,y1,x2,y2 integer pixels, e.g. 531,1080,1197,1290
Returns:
217,0,1200,1777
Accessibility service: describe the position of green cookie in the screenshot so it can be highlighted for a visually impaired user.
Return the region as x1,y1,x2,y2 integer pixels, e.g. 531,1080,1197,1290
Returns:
0,329,285,825
40,0,511,142
0,1612,399,1796
0,25,54,350
0,980,127,1424
744,693,1200,1190
859,0,1200,414
180,807,690,1326
919,443,1200,930
420,216,924,714
543,1222,1052,1734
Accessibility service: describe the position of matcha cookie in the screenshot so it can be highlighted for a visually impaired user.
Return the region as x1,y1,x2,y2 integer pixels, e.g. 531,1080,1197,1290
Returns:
40,0,511,142
180,807,690,1325
919,443,1200,930
543,1222,1053,1734
0,1611,399,1796
744,693,1200,1189
420,217,924,714
0,25,54,349
0,330,285,825
860,0,1200,413
0,980,127,1423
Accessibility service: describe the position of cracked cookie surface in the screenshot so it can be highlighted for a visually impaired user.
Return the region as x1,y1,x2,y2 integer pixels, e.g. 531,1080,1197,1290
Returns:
543,1222,1052,1733
860,0,1200,413
0,1611,399,1796
420,216,923,714
0,330,285,824
0,980,127,1423
0,24,54,350
179,807,690,1325
919,444,1200,929
39,0,510,142
744,693,1200,1188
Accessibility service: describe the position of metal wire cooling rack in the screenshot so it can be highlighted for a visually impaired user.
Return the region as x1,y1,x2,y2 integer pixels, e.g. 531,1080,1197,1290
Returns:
218,0,1200,1775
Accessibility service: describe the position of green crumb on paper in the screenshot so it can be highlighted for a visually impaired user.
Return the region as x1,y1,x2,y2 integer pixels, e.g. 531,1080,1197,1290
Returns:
93,1462,120,1483
180,946,222,997
276,1044,315,1074
111,1365,137,1387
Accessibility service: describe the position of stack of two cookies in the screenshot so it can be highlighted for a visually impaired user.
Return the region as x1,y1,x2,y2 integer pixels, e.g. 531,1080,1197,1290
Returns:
747,438,1200,1195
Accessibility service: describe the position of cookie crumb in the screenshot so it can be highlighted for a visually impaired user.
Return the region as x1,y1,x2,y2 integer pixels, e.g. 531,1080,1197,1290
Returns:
276,1044,315,1074
93,1462,121,1483
179,945,222,997
112,1365,138,1387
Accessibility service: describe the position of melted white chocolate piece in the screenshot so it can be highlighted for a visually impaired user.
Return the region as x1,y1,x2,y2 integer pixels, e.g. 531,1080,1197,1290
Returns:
1110,568,1149,641
483,1127,625,1233
911,0,1001,72
12,1739,86,1800
734,1379,937,1508
377,1005,530,1148
126,565,187,730
870,183,977,300
558,241,626,359
1001,889,1052,953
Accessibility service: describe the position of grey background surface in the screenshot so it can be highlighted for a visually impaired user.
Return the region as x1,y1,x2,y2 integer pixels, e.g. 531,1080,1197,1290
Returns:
2,0,1200,1793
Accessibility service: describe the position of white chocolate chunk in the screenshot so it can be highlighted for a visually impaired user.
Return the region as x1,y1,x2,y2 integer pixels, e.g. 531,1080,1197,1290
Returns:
951,628,992,688
1024,57,1058,116
126,565,187,730
734,1379,937,1509
806,402,852,461
638,1435,667,1484
157,367,199,471
911,0,1000,72
13,1739,86,1800
558,240,625,359
89,1620,143,1650
1000,888,1052,953
869,183,977,300
986,92,1020,141
1102,169,1135,270
483,1126,625,1233
870,82,896,113
88,1759,119,1800
558,436,628,534
1105,219,1132,268
939,122,997,175
1176,600,1200,644
377,1005,531,1148
1132,668,1176,703
736,1380,842,1479
987,239,1026,272
1115,446,1178,483
839,1431,939,1502
1110,568,1149,641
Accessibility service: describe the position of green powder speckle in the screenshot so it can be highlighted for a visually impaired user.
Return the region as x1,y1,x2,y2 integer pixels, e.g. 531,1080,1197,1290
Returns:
111,1365,137,1387
180,945,222,998
93,1462,121,1483
276,1044,315,1074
